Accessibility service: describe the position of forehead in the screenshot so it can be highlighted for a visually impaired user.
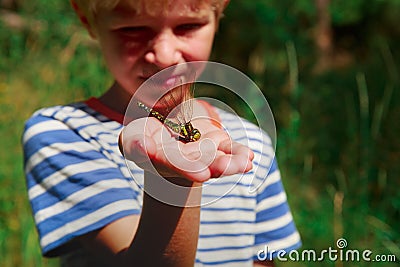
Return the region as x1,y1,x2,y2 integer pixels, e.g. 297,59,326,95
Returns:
94,0,215,17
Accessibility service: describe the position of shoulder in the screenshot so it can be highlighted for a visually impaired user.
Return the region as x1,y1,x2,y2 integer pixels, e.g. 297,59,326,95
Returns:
24,102,100,128
24,102,89,131
22,102,109,159
23,101,120,142
23,104,80,142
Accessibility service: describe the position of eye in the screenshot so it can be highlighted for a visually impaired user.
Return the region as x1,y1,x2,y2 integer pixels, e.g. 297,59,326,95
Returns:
118,26,148,35
175,23,203,33
115,26,155,40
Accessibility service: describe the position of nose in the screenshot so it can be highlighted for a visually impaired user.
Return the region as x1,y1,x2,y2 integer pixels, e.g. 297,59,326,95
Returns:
144,29,182,69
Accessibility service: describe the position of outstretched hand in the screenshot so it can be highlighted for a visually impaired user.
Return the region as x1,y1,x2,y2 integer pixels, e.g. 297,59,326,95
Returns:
120,116,254,183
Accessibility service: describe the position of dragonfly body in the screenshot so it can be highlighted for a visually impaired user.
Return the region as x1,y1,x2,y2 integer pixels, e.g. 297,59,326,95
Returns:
138,101,201,142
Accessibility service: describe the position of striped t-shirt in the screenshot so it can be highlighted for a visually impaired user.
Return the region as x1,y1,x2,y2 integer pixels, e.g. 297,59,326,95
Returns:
23,98,301,266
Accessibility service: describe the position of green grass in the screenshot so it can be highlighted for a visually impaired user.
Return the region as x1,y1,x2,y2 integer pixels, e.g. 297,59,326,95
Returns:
0,19,110,265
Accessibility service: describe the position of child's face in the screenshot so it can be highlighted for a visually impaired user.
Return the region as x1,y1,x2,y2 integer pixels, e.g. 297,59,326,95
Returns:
91,0,218,96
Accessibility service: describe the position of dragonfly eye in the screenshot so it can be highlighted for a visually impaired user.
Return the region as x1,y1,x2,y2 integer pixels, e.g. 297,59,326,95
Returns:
192,129,201,141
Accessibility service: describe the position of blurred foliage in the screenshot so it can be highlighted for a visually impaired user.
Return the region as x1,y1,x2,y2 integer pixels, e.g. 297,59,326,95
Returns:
1,0,399,266
213,1,400,265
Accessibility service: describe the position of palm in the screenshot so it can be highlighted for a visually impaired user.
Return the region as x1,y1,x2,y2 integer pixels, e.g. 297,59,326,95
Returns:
121,117,254,182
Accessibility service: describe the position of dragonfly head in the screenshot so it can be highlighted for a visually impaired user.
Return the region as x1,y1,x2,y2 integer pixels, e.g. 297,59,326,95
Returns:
191,128,201,142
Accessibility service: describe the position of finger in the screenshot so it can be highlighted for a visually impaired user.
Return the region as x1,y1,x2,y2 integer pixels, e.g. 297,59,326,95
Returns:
123,134,157,164
209,152,254,178
219,139,254,159
203,130,230,144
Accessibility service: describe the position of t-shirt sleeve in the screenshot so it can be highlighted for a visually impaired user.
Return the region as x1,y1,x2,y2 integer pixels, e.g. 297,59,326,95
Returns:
252,158,302,260
23,113,141,257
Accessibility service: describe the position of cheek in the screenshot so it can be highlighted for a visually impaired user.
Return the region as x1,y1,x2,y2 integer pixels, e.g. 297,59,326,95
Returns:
100,37,143,71
94,27,148,94
98,36,146,87
185,28,216,61
98,36,124,74
184,39,212,62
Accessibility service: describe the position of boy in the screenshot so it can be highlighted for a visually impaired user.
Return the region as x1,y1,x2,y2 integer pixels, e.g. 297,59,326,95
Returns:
22,0,301,266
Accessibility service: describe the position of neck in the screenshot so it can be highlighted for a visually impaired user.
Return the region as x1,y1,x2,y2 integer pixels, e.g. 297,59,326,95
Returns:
98,81,132,115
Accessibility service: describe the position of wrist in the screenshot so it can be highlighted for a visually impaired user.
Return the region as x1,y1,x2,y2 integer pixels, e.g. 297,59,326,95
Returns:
164,176,202,187
144,172,203,207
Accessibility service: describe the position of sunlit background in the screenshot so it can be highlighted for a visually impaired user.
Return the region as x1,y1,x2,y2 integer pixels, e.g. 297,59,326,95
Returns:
0,1,399,266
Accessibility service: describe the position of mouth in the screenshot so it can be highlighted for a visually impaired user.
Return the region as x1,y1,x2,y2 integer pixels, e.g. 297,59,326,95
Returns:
135,79,183,109
136,65,195,110
146,73,187,88
140,64,194,87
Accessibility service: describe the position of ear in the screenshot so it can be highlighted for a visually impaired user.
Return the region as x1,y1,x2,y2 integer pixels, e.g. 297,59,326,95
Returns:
70,0,97,39
222,0,230,10
216,0,230,21
215,0,230,32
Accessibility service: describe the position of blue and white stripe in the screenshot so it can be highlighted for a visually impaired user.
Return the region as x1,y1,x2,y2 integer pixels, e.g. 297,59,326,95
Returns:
23,101,301,264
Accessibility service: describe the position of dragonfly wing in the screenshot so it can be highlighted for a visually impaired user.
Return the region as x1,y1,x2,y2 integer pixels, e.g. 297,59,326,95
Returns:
177,72,196,124
158,76,195,125
176,81,195,125
149,72,198,142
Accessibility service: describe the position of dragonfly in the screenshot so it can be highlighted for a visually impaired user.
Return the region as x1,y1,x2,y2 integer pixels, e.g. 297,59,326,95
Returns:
137,79,201,143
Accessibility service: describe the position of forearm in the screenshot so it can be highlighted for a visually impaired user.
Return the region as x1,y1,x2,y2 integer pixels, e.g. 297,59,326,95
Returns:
122,172,202,266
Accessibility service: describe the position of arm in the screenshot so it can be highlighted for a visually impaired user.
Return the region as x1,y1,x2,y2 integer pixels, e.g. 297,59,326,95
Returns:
79,175,202,267
123,175,202,266
79,117,253,266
